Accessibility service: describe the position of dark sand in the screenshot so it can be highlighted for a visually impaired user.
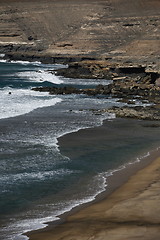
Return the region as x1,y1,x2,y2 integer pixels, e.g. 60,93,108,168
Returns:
27,119,160,240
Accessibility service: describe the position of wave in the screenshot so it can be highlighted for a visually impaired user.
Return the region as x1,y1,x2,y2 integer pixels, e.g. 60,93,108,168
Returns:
0,169,74,186
0,59,7,63
1,111,157,240
0,59,41,65
62,77,113,86
16,70,63,84
0,59,68,69
0,53,5,58
0,88,62,119
5,149,152,240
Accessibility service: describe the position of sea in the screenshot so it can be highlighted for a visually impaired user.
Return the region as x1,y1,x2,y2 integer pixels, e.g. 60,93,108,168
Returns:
0,59,160,240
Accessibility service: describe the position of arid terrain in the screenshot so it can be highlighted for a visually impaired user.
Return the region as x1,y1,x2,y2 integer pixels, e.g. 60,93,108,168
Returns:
0,0,159,68
0,1,160,240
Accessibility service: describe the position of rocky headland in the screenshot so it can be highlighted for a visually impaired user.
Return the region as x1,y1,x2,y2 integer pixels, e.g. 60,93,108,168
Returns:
0,0,159,120
32,61,160,120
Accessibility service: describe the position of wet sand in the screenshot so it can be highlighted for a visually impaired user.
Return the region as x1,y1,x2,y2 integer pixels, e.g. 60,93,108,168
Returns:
27,119,160,240
27,156,160,240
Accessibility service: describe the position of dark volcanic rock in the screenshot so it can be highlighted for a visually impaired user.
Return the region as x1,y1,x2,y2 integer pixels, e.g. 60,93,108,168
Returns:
55,61,112,79
32,84,112,96
32,86,80,95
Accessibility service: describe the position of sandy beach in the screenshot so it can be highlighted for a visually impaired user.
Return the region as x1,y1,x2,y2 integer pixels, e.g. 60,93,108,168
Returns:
27,156,160,240
0,0,159,239
27,120,160,240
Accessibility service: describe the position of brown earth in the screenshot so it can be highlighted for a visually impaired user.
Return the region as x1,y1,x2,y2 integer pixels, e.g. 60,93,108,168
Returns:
0,0,159,70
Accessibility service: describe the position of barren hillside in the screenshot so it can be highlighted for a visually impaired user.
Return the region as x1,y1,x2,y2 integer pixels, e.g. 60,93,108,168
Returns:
0,0,159,68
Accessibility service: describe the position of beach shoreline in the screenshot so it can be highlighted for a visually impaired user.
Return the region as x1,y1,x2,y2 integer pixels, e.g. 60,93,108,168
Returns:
26,118,160,240
1,58,159,240
0,0,159,238
26,156,160,240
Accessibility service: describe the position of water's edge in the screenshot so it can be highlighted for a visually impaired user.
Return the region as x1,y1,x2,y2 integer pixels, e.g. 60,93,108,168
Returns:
1,58,159,240
25,118,160,239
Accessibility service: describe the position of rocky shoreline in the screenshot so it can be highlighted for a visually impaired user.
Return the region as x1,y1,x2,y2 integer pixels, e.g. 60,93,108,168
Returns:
0,1,159,240
31,60,160,120
0,0,159,121
2,48,160,121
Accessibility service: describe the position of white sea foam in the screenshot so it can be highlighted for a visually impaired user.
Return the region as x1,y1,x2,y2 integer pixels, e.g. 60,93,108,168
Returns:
2,172,109,240
54,111,115,151
0,59,41,65
0,53,5,58
0,169,74,185
10,60,41,65
23,109,114,150
0,59,7,63
1,148,155,240
62,77,113,86
0,88,62,119
16,70,63,84
0,59,67,70
0,60,159,240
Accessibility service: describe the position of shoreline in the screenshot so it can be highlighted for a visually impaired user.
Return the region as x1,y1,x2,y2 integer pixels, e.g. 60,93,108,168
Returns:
0,0,159,238
27,153,160,240
26,118,160,240
0,57,159,240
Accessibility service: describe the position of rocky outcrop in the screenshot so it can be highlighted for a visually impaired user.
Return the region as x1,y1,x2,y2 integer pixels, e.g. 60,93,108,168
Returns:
32,83,160,120
33,60,160,103
0,0,159,121
32,86,80,95
54,60,160,104
32,64,160,121
106,106,160,121
55,60,160,81
55,60,113,79
32,84,112,96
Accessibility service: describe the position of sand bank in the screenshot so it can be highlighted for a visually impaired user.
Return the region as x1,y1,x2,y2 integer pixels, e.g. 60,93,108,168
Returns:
27,147,160,239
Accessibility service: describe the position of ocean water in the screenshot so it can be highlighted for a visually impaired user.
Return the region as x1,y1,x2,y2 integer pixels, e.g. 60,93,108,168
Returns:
0,60,160,240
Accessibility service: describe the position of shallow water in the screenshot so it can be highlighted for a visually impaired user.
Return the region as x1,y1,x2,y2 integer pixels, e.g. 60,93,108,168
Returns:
0,60,159,240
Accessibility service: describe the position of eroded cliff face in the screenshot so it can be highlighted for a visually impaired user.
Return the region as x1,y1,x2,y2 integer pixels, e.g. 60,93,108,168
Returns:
0,0,159,68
